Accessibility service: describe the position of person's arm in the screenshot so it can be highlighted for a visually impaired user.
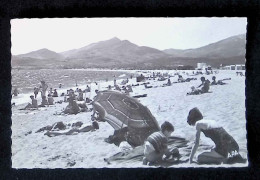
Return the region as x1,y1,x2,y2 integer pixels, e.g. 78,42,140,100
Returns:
197,83,203,88
189,129,201,163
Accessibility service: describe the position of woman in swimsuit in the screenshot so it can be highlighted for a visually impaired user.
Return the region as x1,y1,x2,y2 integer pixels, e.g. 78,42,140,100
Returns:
187,107,246,164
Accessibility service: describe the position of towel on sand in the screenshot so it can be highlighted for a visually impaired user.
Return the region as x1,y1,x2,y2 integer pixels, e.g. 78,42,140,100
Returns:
104,136,191,167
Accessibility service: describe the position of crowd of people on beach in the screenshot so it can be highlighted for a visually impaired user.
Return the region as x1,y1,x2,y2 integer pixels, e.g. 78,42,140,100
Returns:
14,70,246,167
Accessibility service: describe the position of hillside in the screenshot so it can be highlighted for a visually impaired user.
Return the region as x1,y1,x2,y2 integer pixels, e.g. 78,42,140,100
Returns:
163,34,246,59
12,35,246,69
17,48,64,60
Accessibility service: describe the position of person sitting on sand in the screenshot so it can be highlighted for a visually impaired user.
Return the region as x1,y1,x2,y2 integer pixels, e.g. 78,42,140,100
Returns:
78,89,84,101
47,94,54,105
22,95,38,109
166,78,171,86
86,85,91,92
187,107,246,165
187,77,210,95
44,121,99,137
63,92,80,114
143,121,180,165
38,96,48,107
53,89,58,97
197,77,210,93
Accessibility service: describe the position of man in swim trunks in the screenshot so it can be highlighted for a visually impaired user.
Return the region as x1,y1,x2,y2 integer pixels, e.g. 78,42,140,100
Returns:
187,107,246,164
197,77,210,93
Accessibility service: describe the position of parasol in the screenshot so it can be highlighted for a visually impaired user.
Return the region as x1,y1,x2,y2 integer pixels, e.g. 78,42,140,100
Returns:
92,90,160,146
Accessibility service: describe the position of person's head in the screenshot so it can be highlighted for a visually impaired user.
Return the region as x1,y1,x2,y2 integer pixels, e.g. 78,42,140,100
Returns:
161,121,174,138
48,94,51,97
212,76,216,81
42,96,46,100
187,107,203,126
95,89,99,94
30,95,34,100
41,81,45,84
200,76,205,82
92,121,99,130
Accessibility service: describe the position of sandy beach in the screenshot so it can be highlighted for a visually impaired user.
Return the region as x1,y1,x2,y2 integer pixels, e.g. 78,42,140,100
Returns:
11,69,247,168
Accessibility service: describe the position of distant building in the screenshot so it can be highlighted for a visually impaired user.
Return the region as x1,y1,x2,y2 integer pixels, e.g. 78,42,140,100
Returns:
196,63,211,70
221,64,245,70
197,63,207,70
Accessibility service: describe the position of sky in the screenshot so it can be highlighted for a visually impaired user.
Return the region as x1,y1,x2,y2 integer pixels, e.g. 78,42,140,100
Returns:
11,18,247,55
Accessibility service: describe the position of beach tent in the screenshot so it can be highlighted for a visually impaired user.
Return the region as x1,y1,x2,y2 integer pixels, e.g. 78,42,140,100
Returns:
92,90,160,146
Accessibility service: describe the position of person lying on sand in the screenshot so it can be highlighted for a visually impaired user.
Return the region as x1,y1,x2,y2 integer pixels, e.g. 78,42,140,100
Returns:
36,121,68,133
44,121,99,137
20,95,38,110
178,75,185,82
143,121,180,166
187,107,247,165
211,76,226,85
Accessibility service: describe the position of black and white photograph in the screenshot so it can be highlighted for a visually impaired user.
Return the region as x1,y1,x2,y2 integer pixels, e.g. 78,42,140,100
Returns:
11,17,247,168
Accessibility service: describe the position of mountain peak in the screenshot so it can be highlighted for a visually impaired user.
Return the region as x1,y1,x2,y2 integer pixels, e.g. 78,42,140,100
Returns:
108,37,121,42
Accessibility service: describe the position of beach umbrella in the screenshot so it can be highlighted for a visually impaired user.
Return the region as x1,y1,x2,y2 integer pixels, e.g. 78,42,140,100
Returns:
92,90,160,146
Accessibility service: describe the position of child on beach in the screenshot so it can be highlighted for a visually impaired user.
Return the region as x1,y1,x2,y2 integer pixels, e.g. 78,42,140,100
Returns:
187,107,246,164
143,121,179,165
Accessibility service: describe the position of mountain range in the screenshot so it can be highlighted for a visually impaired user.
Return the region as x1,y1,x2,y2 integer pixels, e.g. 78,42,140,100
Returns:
12,34,246,69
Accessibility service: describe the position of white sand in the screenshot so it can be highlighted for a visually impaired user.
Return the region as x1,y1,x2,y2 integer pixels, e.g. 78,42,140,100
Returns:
11,70,247,168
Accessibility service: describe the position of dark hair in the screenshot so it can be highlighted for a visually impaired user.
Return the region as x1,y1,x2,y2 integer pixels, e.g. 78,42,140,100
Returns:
212,76,216,80
92,121,99,129
187,107,203,125
201,77,205,81
161,121,174,132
